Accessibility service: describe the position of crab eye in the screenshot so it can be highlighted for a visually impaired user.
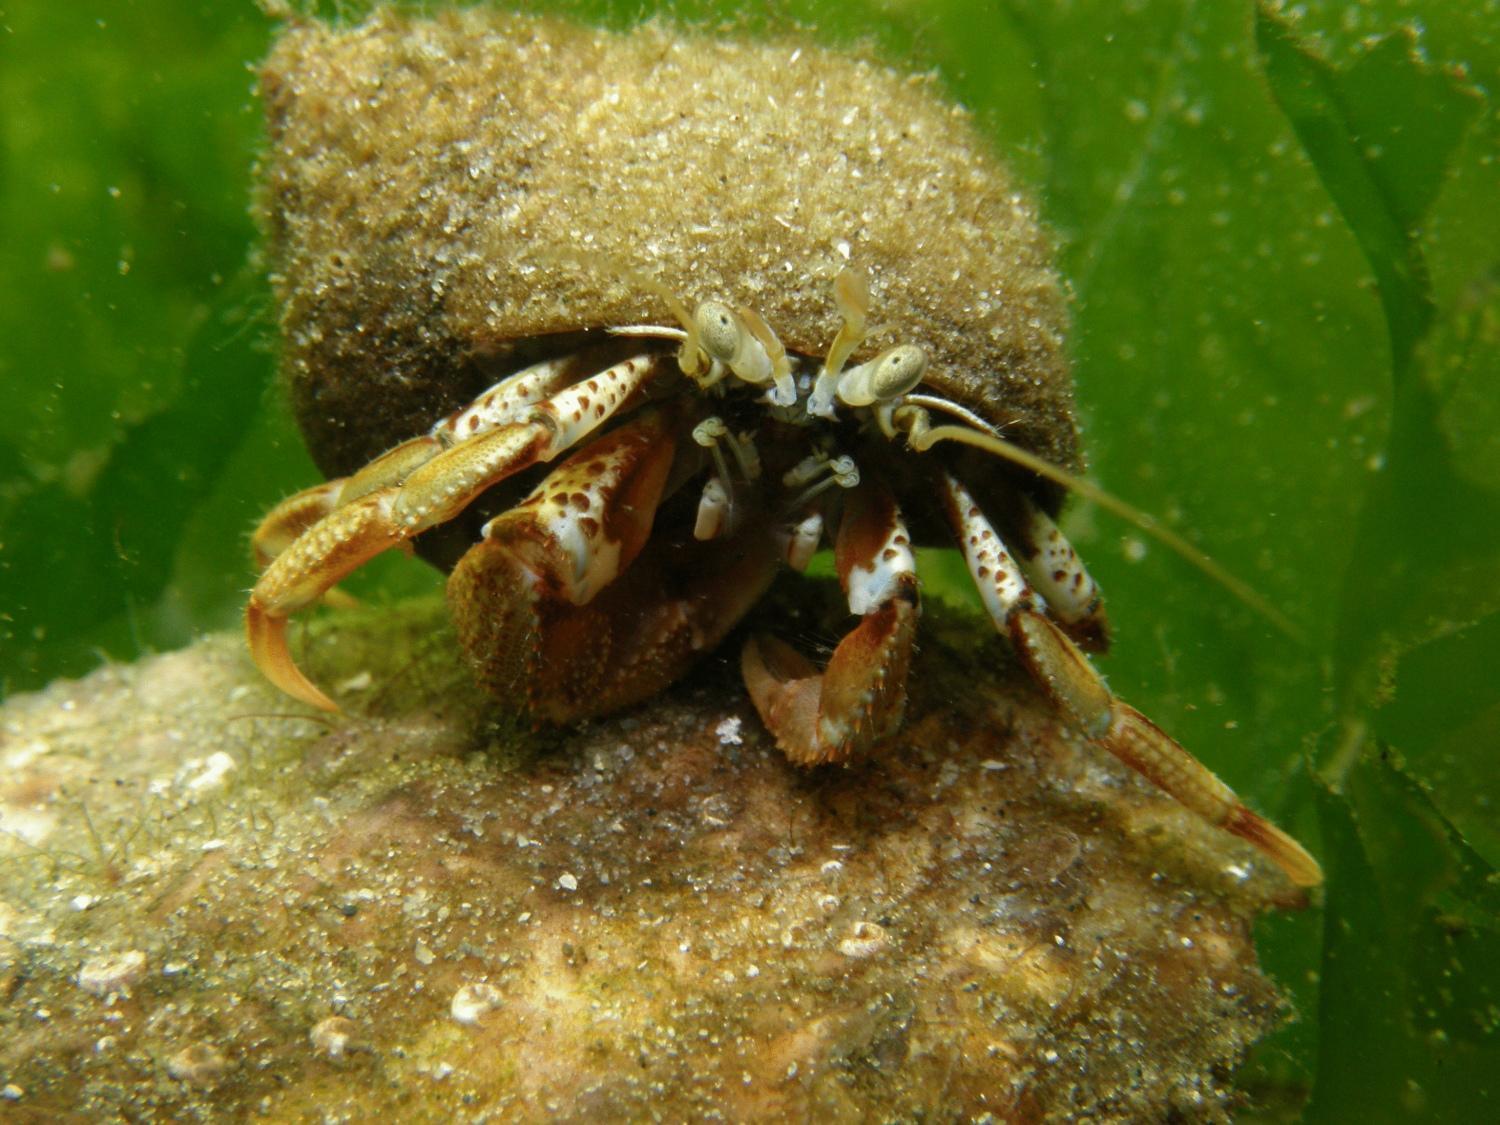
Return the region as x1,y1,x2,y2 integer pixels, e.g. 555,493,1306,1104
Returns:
870,345,927,399
694,301,743,362
836,345,928,407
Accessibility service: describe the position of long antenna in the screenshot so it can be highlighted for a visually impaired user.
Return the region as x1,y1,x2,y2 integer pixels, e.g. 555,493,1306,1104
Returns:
908,422,1306,644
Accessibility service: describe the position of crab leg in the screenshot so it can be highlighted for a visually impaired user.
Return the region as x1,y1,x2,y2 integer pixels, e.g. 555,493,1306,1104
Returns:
939,473,1322,887
742,480,920,766
249,479,368,609
336,354,592,507
1007,494,1110,653
251,479,346,570
246,352,664,711
252,354,589,567
449,408,780,719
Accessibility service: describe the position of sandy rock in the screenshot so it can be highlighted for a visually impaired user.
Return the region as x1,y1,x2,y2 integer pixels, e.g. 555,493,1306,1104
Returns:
0,598,1296,1120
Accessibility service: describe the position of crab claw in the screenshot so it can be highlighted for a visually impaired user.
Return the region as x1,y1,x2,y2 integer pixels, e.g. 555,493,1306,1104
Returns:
1102,700,1324,888
1013,608,1324,888
245,489,410,713
941,470,1323,888
743,480,919,766
742,595,916,766
741,632,822,756
245,603,339,712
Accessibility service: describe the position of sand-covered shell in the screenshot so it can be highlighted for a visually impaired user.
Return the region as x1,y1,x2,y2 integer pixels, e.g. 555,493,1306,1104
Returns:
258,9,1078,491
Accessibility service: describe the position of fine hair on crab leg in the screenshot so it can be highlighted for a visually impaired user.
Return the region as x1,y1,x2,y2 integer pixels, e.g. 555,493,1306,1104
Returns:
252,479,346,571
246,351,667,712
471,406,680,609
250,478,363,610
390,352,662,531
743,478,920,766
938,471,1323,888
247,488,410,711
252,355,587,554
437,354,583,443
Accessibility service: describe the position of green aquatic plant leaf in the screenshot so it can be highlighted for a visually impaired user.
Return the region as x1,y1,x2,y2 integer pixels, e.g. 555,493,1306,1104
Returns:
1309,754,1500,1121
984,2,1498,1116
1256,15,1478,377
1376,611,1500,867
1260,6,1494,696
0,4,282,691
1255,6,1500,774
983,1,1380,843
0,273,275,687
1252,4,1500,1117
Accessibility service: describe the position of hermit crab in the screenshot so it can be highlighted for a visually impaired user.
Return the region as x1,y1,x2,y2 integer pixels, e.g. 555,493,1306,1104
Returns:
249,11,1321,888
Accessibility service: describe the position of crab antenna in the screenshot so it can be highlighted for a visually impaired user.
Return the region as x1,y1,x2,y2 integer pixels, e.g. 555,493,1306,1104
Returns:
637,278,705,377
808,268,870,417
904,419,1306,644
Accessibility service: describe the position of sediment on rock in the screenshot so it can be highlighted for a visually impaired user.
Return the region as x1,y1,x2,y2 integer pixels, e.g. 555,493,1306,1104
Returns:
0,598,1291,1122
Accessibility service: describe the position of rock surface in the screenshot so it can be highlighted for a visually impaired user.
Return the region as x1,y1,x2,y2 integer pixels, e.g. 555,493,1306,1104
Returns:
0,599,1293,1121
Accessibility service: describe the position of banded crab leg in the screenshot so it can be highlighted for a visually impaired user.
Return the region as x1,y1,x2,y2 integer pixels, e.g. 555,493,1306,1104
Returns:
939,472,1322,887
246,351,667,712
742,479,921,766
450,406,781,721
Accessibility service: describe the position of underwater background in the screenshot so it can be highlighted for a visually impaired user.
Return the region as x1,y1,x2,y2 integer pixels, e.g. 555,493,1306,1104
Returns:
1,0,1495,1118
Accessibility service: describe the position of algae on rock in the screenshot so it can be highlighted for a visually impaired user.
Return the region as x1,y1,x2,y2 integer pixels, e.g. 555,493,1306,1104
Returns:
0,597,1293,1121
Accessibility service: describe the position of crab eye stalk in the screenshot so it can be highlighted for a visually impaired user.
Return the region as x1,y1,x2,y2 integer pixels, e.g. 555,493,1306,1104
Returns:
837,344,928,407
664,291,707,378
808,267,873,418
692,300,797,406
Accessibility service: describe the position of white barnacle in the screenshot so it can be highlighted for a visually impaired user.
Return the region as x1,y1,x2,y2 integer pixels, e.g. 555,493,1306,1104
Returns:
837,920,891,959
165,1042,228,1085
309,1016,361,1059
78,950,148,997
450,982,505,1024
